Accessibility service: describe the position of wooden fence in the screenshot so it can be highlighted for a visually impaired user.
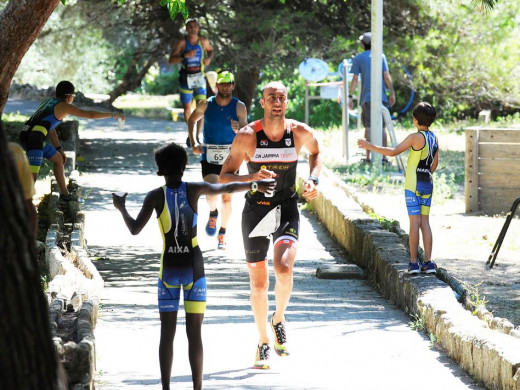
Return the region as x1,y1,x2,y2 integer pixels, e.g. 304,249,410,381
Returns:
465,127,520,214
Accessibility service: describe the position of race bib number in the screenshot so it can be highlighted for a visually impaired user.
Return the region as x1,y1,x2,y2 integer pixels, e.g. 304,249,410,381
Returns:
187,72,205,89
205,144,231,165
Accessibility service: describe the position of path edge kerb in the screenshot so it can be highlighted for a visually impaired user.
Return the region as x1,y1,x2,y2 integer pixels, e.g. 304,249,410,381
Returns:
46,179,102,389
296,166,520,390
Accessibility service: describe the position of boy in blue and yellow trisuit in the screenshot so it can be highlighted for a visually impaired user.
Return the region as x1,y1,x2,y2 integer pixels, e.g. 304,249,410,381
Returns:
112,142,274,390
357,102,439,274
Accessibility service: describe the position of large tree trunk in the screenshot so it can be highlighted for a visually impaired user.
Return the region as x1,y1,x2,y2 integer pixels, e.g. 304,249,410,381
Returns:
0,1,64,388
0,122,63,388
0,0,60,113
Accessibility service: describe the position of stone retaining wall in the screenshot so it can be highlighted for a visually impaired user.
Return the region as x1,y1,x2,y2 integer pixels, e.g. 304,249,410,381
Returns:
45,178,102,389
297,166,520,390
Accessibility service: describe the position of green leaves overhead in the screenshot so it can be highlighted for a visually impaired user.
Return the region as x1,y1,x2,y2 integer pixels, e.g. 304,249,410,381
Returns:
61,0,188,20
164,0,189,20
471,0,498,12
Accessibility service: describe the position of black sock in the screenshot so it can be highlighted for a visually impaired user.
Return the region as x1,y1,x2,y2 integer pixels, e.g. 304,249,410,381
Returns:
210,209,218,217
218,227,226,235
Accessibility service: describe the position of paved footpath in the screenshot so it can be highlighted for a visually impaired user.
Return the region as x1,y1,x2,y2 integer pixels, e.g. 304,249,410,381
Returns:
73,115,484,390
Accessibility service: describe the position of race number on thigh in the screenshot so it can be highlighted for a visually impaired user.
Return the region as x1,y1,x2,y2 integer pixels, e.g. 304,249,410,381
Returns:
187,72,205,89
205,144,231,165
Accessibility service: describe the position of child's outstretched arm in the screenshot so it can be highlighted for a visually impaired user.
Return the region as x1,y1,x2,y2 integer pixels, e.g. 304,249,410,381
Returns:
112,189,161,235
192,179,276,198
187,179,276,209
357,133,422,157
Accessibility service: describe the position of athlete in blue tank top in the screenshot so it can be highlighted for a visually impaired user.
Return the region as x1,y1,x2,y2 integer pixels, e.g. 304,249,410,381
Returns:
112,142,274,390
187,71,248,250
169,18,214,146
20,80,124,201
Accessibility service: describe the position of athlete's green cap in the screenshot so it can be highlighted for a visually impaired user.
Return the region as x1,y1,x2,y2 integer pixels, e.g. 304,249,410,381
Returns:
216,71,235,84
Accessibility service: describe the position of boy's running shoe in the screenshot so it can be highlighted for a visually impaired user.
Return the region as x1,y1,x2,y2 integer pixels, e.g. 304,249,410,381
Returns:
270,313,289,357
253,343,270,369
205,214,218,236
217,234,227,250
408,262,420,274
421,261,437,274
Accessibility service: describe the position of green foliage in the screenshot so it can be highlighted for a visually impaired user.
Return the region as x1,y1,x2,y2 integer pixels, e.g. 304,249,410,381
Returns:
106,0,188,20
248,67,342,128
409,313,426,331
2,112,27,142
139,66,180,95
367,210,400,232
462,281,489,315
400,1,520,119
13,8,116,93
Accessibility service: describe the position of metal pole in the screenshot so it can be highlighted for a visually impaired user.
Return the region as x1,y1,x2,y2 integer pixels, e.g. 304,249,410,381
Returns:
371,0,383,172
342,59,349,161
305,81,309,125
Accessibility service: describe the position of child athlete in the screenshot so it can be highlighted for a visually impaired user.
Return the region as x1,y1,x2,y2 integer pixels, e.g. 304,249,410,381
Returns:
112,142,274,390
358,102,439,274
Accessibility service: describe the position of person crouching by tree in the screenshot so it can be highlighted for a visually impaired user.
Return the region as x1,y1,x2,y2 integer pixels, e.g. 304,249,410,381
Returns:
20,80,124,202
112,142,274,390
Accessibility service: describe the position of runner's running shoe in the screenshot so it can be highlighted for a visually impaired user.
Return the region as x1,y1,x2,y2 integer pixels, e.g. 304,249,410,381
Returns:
253,343,270,369
271,313,289,356
205,214,218,236
421,260,437,274
217,234,227,250
408,262,419,274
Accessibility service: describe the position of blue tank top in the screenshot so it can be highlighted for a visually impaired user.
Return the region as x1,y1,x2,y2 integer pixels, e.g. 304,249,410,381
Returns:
157,182,199,271
203,96,238,147
24,98,62,136
181,38,203,74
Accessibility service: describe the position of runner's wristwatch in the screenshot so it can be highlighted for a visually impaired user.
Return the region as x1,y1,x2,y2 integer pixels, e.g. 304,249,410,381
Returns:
251,181,259,192
308,176,319,186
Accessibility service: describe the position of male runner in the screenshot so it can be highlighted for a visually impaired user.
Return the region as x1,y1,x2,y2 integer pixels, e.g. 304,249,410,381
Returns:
169,18,213,146
219,81,322,369
188,70,247,249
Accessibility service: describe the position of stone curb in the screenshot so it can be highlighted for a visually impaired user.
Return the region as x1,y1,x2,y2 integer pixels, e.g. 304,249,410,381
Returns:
296,166,520,390
45,179,102,389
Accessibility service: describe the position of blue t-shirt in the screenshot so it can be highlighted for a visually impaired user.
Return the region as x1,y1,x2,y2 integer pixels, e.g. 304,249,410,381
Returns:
350,50,389,105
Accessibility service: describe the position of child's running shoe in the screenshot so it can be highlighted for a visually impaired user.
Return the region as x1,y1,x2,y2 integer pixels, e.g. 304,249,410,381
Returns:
217,234,227,250
408,262,420,274
421,260,437,274
253,343,270,369
205,214,218,236
270,313,289,356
